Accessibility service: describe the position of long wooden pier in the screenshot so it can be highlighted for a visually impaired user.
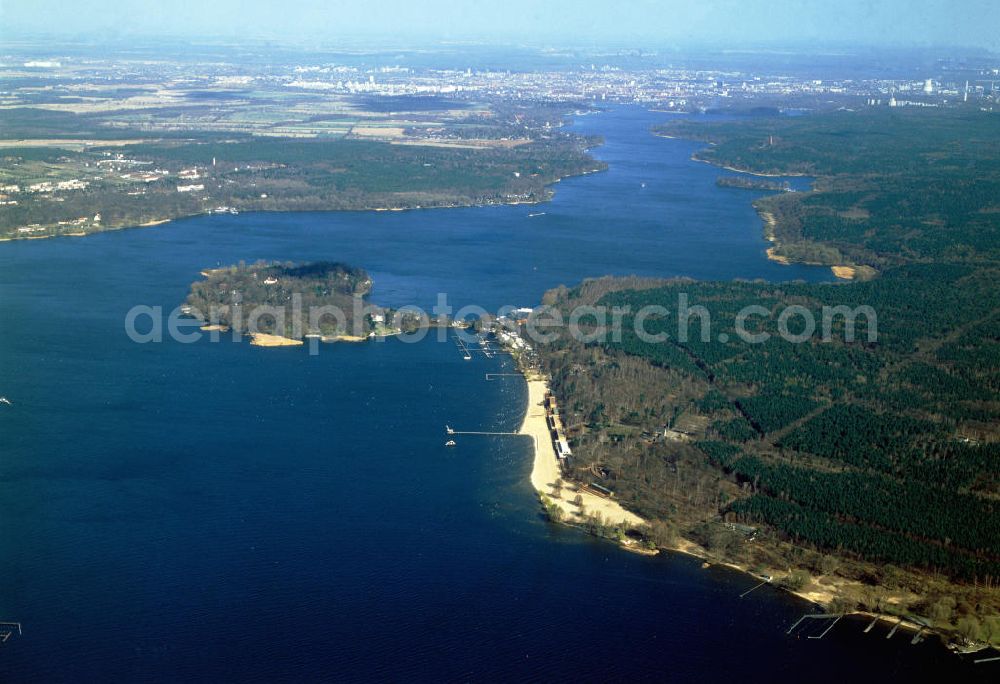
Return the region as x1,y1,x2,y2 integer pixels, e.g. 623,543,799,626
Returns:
449,429,519,436
739,579,770,598
445,426,537,450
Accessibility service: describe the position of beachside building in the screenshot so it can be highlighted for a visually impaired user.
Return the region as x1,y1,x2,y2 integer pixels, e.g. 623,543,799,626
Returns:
556,438,572,459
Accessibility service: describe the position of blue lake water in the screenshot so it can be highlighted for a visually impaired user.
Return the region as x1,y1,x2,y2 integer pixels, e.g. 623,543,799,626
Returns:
0,107,983,681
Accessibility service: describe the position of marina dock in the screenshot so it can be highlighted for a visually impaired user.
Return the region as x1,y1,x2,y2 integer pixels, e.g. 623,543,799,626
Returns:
452,332,504,360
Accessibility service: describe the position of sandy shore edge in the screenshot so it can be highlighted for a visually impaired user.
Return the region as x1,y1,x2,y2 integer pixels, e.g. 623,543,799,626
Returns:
250,332,304,347
515,374,941,635
831,265,857,279
520,373,646,530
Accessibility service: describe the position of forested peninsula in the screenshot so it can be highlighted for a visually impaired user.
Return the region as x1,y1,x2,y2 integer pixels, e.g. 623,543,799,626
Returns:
534,108,1000,646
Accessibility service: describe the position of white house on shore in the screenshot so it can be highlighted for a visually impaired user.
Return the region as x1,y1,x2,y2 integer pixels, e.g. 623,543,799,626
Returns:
556,438,572,459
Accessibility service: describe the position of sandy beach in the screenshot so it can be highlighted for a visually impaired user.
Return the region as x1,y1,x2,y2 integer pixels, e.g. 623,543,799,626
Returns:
249,333,304,347
321,334,367,343
520,374,645,528
765,246,791,265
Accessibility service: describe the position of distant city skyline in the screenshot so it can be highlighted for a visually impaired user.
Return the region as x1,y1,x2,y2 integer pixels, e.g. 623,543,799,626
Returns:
2,0,999,51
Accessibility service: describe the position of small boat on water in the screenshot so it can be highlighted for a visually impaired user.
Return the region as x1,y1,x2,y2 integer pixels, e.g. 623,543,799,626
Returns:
445,425,455,434
0,397,10,405
527,212,546,218
463,352,472,360
445,440,456,447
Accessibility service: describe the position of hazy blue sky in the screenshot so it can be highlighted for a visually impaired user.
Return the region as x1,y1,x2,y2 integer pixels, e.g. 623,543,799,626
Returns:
2,0,998,49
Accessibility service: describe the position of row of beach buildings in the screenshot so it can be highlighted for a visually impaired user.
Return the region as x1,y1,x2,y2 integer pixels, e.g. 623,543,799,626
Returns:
543,391,572,461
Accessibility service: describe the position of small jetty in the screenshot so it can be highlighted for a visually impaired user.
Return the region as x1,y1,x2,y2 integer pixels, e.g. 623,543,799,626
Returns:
861,614,929,644
738,577,771,599
0,622,22,644
887,617,903,639
786,613,842,640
